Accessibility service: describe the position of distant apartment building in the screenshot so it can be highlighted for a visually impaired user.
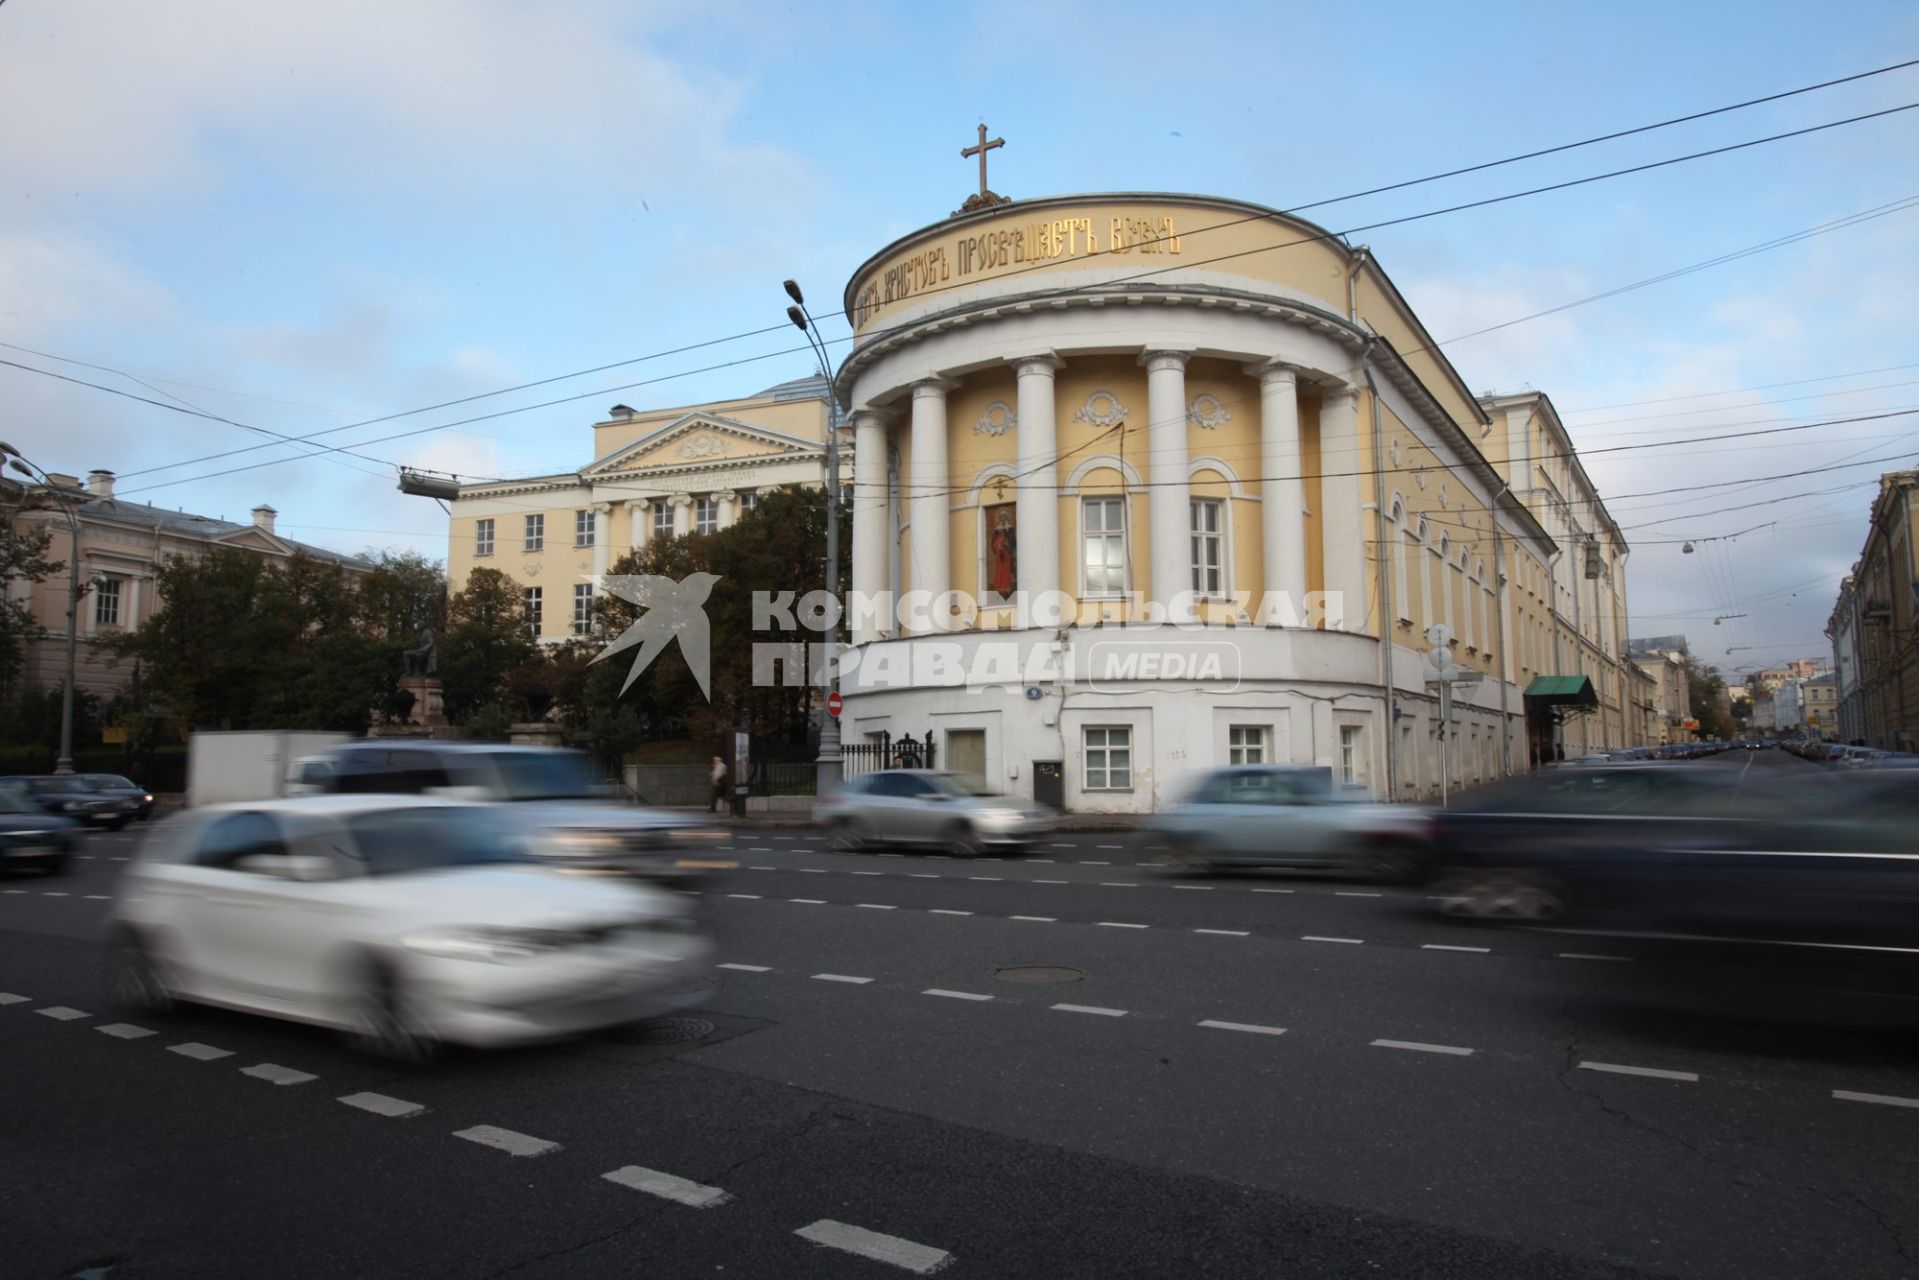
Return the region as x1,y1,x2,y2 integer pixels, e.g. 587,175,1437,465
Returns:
1801,672,1838,740
1827,470,1919,750
1627,635,1691,743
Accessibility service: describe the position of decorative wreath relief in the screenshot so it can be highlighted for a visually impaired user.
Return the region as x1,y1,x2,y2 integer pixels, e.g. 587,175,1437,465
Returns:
1187,393,1231,429
1074,391,1130,428
974,400,1017,436
679,434,728,459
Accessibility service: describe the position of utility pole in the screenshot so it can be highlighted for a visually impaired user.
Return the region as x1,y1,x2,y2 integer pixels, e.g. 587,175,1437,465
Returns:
781,281,845,795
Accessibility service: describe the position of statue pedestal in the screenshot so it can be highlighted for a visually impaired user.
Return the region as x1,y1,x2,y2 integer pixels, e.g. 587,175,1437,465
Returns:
394,676,447,729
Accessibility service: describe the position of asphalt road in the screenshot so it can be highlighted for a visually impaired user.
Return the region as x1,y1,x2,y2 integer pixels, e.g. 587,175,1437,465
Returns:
4,749,1917,1280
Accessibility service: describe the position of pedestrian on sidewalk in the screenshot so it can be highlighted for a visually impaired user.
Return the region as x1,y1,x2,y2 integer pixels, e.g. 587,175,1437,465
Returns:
709,755,728,813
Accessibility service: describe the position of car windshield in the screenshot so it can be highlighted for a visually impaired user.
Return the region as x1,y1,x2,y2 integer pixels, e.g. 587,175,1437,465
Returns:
0,782,36,814
343,807,529,875
490,751,600,801
929,773,997,797
84,774,138,789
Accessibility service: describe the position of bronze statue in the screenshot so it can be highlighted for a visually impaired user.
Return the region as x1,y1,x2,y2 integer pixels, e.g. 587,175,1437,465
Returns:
403,626,438,677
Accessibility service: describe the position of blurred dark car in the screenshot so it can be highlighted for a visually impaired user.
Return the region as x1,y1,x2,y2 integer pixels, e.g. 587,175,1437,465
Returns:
0,780,81,874
0,774,125,829
81,773,153,820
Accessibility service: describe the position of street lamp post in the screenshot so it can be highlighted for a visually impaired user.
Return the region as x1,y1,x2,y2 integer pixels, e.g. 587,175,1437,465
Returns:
781,281,846,796
2,445,83,773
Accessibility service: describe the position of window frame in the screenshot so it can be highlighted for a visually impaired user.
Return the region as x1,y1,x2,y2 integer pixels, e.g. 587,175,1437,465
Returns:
1083,725,1133,792
575,508,596,548
523,585,543,638
523,513,545,553
695,497,719,535
1339,725,1366,788
1227,724,1267,766
653,501,675,539
738,490,758,514
1189,497,1227,600
572,582,595,636
1079,496,1130,601
94,577,122,628
474,518,495,557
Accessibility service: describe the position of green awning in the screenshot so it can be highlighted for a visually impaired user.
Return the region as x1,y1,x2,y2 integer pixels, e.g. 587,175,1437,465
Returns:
1524,675,1598,707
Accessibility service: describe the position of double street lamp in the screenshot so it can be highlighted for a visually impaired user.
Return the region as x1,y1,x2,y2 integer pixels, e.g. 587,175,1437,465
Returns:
1,443,84,773
780,280,845,794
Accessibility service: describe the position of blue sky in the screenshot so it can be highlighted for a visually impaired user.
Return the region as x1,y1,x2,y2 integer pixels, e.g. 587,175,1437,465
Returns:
3,0,1916,674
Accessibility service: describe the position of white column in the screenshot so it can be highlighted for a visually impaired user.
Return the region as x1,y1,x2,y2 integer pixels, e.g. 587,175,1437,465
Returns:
1250,361,1308,624
1142,350,1192,622
590,502,611,580
851,409,889,645
1319,385,1367,631
1013,355,1062,627
908,378,953,630
126,575,142,632
713,490,736,530
624,500,646,554
670,493,692,538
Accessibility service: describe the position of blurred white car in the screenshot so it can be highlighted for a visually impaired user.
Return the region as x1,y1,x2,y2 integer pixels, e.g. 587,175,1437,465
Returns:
112,796,713,1060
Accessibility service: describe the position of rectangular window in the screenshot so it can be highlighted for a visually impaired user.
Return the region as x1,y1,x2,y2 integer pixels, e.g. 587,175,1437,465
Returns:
653,501,674,539
94,578,121,627
1190,499,1225,598
1228,724,1266,765
1083,726,1132,791
1081,497,1127,598
695,497,718,535
572,583,594,636
575,509,596,548
523,513,544,553
1340,726,1366,787
738,491,758,514
474,518,494,557
523,586,543,638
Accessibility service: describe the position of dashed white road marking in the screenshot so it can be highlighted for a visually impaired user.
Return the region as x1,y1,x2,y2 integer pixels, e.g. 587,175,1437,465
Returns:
1052,1003,1127,1017
1558,953,1633,963
749,865,778,871
1194,928,1250,937
910,873,940,879
1199,1019,1286,1037
1833,1089,1919,1109
1096,844,1125,850
454,1125,560,1157
1372,1039,1475,1056
1096,921,1148,929
1035,879,1069,884
241,1063,317,1085
1099,881,1140,888
339,1092,426,1118
1335,891,1382,898
930,909,973,916
1171,884,1214,891
604,1165,732,1208
1010,915,1057,922
1579,1061,1698,1082
1423,944,1491,954
795,1220,952,1276
2,889,25,894
1251,887,1294,894
0,992,29,1005
812,973,874,984
96,1023,156,1039
923,989,994,1002
1049,843,1075,849
852,870,883,877
718,963,771,972
798,867,828,874
749,847,775,853
37,1006,89,1020
857,903,898,910
1303,935,1363,945
878,853,905,859
791,898,827,905
84,894,111,900
726,893,763,900
42,891,69,898
968,876,1003,882
1028,858,1055,863
1080,860,1111,866
168,1042,232,1060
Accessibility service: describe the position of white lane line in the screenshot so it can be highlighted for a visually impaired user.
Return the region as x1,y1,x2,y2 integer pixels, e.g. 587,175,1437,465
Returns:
1336,891,1382,898
96,1023,156,1039
798,867,828,874
1579,1061,1698,1083
2,889,25,894
927,855,951,860
1028,858,1055,863
718,963,772,972
1010,915,1057,922
0,992,29,1005
1099,882,1140,888
1251,887,1294,894
852,870,883,877
1096,844,1125,850
772,835,795,840
811,973,874,984
1171,884,1214,891
1052,1003,1127,1017
1833,1089,1919,1109
1194,928,1250,937
1558,952,1633,963
168,1042,232,1060
749,865,778,871
1303,935,1363,945
1096,921,1148,929
84,894,111,900
923,989,994,1002
36,1006,90,1020
340,1091,427,1118
930,909,973,916
1080,860,1111,866
910,873,941,879
1035,879,1069,884
1422,944,1492,954
795,1220,952,1276
878,853,905,858
1049,843,1075,849
968,876,1003,882
454,1125,560,1157
1199,1019,1287,1037
749,847,775,853
110,856,128,862
241,1063,317,1085
791,898,827,904
42,891,69,897
857,903,898,910
1372,1039,1475,1056
604,1164,732,1208
726,893,763,900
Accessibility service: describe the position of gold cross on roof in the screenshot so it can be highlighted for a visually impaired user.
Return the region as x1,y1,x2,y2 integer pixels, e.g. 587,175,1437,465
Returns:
961,123,1004,200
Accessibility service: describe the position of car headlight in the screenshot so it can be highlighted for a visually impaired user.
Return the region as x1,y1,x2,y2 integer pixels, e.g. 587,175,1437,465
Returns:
543,830,628,857
400,928,582,963
143,794,153,802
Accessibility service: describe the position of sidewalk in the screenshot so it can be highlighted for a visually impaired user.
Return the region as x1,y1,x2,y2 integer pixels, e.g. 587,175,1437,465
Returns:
667,806,1147,833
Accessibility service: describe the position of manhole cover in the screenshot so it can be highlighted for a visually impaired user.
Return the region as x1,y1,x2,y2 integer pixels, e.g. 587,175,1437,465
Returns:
624,1016,716,1046
993,966,1085,985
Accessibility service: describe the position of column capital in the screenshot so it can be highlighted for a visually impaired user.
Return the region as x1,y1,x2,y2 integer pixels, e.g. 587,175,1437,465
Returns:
1139,349,1192,374
590,500,612,513
1009,351,1064,376
669,493,693,508
623,498,647,512
1244,358,1303,386
710,490,737,502
1323,382,1361,407
910,375,958,400
850,404,892,427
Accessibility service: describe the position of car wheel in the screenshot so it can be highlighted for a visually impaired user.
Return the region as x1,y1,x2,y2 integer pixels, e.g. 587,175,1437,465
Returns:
1166,836,1216,874
346,961,437,1065
117,931,176,1017
1360,838,1422,885
831,818,869,853
1433,870,1565,922
948,823,985,859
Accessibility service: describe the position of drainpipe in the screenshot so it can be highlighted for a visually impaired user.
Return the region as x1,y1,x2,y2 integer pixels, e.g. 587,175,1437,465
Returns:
1491,483,1512,775
1358,336,1396,801
1347,248,1369,322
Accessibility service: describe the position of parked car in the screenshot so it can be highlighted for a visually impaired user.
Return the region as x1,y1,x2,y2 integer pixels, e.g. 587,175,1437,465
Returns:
814,770,1056,857
1144,765,1431,879
285,742,730,883
81,773,154,821
0,774,125,829
0,780,81,875
112,796,714,1060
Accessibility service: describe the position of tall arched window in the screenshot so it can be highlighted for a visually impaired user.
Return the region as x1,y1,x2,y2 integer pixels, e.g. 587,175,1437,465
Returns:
1391,501,1410,624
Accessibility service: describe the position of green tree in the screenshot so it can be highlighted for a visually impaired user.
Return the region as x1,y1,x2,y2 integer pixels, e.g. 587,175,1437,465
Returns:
440,566,534,724
1684,655,1735,741
0,516,56,695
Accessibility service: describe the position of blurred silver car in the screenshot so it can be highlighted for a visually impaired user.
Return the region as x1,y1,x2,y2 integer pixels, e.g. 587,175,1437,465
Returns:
1146,765,1431,879
814,770,1056,857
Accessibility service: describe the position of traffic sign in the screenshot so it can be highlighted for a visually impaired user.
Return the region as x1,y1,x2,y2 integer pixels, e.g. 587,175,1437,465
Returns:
826,690,843,719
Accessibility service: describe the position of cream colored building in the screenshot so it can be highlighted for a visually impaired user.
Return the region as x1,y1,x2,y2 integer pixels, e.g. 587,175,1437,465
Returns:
446,377,832,641
831,190,1636,809
3,468,369,698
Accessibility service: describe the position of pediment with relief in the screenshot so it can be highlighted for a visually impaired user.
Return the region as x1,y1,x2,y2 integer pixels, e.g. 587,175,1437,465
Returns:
584,412,824,477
